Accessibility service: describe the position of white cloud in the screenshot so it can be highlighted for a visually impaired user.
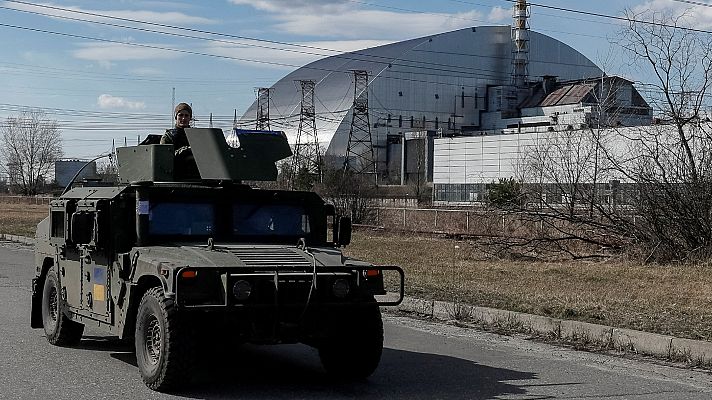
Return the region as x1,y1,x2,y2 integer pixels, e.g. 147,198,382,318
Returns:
97,94,146,110
204,39,393,69
228,0,350,14
129,66,166,76
487,7,510,23
229,0,489,39
272,9,485,39
6,2,216,25
97,60,115,70
72,42,182,62
631,0,712,29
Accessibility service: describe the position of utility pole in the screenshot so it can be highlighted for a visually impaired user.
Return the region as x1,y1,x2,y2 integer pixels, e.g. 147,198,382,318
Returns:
343,70,376,183
256,87,271,130
290,80,321,189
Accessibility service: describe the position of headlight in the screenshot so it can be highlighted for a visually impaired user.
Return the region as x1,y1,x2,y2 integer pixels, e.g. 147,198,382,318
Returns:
232,280,252,301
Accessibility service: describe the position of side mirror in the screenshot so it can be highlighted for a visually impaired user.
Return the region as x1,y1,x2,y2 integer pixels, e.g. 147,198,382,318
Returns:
70,212,94,245
337,216,352,247
324,203,336,216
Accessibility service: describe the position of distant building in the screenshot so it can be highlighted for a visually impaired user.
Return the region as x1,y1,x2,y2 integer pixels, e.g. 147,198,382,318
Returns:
55,160,97,188
239,25,603,184
239,1,655,197
480,75,651,133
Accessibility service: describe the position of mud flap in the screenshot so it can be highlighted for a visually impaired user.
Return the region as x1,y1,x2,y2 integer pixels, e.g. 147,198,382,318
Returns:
30,277,43,328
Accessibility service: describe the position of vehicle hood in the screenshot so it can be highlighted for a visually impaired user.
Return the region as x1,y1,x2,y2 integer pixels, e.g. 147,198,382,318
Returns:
135,243,345,269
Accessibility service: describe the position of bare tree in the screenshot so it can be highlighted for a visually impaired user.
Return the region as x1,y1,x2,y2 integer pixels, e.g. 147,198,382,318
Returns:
318,167,376,224
0,110,63,195
615,9,712,260
511,125,632,260
618,9,712,183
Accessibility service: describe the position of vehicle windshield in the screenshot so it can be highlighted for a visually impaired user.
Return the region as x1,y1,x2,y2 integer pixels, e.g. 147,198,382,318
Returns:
232,203,310,237
147,201,310,238
149,202,215,236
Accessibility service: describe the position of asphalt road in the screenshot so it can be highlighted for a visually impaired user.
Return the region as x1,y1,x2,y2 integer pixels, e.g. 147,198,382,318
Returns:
2,240,712,399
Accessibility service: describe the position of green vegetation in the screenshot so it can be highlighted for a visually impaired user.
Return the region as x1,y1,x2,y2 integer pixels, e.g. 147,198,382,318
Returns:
487,177,523,209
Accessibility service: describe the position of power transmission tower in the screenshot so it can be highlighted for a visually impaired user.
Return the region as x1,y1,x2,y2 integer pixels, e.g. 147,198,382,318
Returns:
343,70,376,181
290,80,321,188
256,87,271,130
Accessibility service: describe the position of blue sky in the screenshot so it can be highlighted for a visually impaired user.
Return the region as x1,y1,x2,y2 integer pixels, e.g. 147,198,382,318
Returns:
0,0,704,159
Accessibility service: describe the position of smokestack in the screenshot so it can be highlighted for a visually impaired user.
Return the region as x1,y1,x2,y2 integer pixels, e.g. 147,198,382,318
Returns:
511,0,530,88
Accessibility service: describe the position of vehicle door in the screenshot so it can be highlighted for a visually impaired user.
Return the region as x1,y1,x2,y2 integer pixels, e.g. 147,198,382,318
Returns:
49,200,83,312
72,200,113,324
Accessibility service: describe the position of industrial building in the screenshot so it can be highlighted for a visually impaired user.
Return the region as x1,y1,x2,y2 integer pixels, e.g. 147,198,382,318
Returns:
239,1,652,200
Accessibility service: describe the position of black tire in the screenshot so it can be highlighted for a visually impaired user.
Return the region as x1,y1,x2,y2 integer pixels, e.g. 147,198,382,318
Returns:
41,271,84,346
135,287,193,392
318,305,384,379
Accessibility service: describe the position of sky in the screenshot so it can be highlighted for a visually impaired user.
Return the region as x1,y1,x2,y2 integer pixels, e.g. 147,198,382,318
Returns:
0,0,709,160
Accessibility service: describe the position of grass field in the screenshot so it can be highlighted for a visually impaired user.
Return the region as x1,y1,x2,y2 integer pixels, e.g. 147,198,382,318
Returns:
0,203,46,237
4,202,710,342
345,230,712,342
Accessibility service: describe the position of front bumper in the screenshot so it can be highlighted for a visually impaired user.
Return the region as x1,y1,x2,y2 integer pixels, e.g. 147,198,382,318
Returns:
174,265,404,309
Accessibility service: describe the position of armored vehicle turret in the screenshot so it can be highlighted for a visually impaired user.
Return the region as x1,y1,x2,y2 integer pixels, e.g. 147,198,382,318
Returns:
31,128,404,391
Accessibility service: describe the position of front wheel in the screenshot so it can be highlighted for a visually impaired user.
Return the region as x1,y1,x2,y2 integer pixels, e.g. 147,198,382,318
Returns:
41,271,84,346
135,287,193,392
318,305,384,379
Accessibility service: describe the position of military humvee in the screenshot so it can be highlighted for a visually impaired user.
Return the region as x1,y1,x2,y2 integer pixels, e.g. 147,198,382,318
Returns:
30,128,404,391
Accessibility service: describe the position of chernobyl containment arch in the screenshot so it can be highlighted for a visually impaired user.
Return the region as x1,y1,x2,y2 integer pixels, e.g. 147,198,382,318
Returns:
240,26,604,185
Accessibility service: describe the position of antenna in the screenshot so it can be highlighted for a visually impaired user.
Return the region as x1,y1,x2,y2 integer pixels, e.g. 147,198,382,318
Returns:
171,87,175,124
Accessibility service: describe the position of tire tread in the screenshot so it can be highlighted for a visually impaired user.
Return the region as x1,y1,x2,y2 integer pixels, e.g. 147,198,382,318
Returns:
136,287,193,391
42,271,84,346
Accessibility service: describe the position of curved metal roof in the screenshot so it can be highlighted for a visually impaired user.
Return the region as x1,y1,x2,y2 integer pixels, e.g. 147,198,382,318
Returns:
239,26,602,168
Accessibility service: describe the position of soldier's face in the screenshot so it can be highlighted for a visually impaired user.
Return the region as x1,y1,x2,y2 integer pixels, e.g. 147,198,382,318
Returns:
176,112,191,128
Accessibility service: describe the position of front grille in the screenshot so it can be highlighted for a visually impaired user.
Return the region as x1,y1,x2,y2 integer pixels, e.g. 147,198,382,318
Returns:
227,246,312,268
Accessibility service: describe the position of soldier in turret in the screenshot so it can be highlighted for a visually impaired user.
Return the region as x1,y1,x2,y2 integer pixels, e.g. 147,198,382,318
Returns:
161,102,199,179
161,102,192,151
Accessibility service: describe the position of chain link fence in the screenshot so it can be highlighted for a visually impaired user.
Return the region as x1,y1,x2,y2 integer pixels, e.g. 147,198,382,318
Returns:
367,207,540,238
0,195,53,205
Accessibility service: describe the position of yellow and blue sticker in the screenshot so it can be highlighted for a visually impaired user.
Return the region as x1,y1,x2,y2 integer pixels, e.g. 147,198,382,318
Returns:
92,267,106,302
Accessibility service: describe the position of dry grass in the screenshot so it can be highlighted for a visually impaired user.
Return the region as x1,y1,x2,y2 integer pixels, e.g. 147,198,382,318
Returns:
5,203,712,341
345,229,712,341
0,203,47,237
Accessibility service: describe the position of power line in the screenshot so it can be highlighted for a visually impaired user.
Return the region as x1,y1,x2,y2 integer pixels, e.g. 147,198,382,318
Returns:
504,0,712,35
671,0,712,7
0,0,608,78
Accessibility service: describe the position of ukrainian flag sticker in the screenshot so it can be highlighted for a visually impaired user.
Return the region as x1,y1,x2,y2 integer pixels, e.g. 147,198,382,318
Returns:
92,267,107,302
93,284,105,302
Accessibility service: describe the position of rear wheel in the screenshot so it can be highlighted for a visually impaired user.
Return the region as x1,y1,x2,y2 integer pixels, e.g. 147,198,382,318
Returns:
318,305,384,379
41,271,84,346
135,287,193,391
